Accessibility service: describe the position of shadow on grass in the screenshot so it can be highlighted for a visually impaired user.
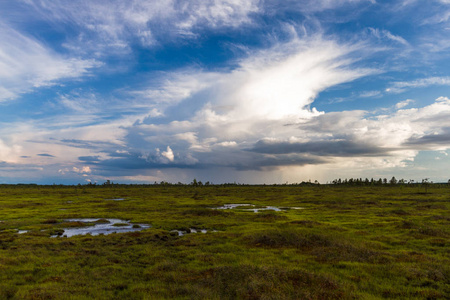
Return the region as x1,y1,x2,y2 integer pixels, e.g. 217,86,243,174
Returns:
243,228,388,264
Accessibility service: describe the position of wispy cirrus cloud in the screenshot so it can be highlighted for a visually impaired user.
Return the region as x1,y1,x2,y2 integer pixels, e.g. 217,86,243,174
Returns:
368,28,409,46
386,76,450,93
0,22,100,101
265,0,375,13
18,0,260,53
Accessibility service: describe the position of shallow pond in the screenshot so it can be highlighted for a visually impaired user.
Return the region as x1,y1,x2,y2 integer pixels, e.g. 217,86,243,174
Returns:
213,204,302,213
52,218,150,237
171,228,213,236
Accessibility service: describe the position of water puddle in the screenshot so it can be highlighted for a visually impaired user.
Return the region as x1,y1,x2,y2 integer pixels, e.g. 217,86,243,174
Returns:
105,198,126,201
171,228,212,236
213,204,254,210
245,206,284,213
18,230,28,234
212,204,303,213
51,218,150,237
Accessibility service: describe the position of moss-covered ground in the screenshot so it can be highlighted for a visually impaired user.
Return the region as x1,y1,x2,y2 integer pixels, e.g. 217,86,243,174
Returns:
0,184,448,299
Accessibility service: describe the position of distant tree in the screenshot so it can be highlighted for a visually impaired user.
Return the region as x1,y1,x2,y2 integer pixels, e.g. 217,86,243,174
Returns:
390,177,397,185
422,178,430,193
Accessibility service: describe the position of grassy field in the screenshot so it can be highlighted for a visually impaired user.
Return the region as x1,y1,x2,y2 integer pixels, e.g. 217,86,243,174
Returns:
0,184,448,299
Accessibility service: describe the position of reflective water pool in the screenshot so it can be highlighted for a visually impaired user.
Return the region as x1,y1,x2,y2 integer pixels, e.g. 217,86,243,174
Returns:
212,204,303,213
52,218,150,237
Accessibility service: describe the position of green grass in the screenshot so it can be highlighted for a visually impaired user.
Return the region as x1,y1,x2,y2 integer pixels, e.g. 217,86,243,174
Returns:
0,184,449,299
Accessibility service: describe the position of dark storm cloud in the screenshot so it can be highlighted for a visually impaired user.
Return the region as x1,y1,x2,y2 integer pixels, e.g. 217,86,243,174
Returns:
404,127,450,147
248,139,392,157
85,147,327,174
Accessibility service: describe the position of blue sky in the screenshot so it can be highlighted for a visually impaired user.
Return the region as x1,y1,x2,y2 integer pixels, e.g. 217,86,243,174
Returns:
1,0,450,184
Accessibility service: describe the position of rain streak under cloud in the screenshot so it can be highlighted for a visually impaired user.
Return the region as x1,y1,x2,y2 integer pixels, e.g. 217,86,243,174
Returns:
1,0,450,184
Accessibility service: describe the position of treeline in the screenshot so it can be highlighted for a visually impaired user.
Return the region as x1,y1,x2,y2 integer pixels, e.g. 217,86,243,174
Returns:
1,177,449,187
329,177,439,186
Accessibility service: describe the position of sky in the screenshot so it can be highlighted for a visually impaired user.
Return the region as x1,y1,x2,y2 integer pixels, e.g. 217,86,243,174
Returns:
1,0,450,185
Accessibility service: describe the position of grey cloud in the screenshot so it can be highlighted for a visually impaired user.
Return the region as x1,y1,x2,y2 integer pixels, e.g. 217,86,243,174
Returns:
299,110,367,133
27,138,120,150
404,127,450,147
411,111,450,124
0,161,44,172
248,139,393,157
81,143,327,174
230,155,327,171
37,153,55,157
59,139,122,150
78,156,101,162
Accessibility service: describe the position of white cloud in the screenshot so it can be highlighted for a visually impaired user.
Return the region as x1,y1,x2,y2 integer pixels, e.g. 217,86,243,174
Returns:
395,99,414,109
138,36,374,122
131,71,219,106
387,77,450,93
359,90,382,98
118,35,377,171
58,92,100,113
73,166,91,173
21,0,260,53
161,146,175,162
0,22,99,101
272,0,375,13
368,28,409,46
0,139,22,163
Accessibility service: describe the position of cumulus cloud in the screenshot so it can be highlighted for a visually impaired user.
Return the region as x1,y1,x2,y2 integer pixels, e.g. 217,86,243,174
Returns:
73,166,91,173
237,95,450,175
103,36,376,171
161,146,175,162
10,34,371,178
0,22,99,101
249,139,392,156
